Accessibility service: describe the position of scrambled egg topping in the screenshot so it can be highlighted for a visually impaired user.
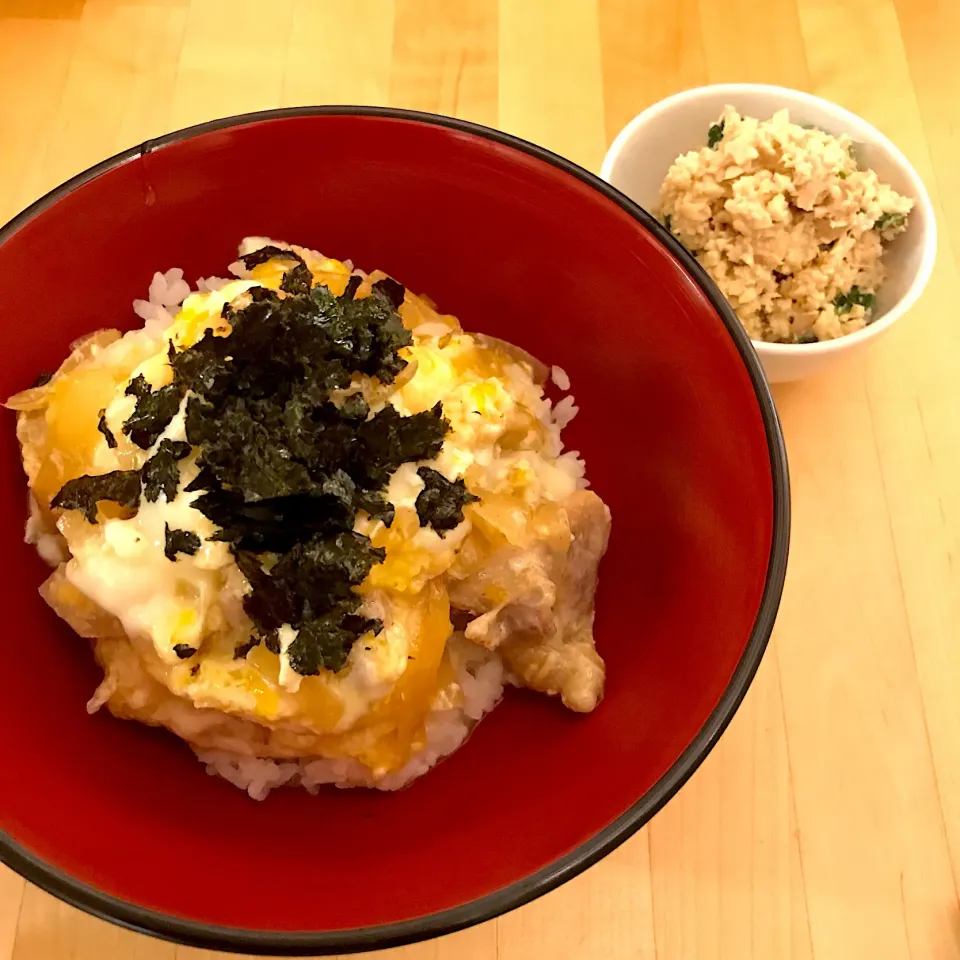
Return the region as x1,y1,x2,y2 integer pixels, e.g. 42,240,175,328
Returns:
11,246,598,778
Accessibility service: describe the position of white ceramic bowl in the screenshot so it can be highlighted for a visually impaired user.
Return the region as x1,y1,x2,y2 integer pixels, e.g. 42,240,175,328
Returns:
600,84,937,383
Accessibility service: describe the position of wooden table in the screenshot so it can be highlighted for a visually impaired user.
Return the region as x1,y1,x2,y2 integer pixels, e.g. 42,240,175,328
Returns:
2,1,959,958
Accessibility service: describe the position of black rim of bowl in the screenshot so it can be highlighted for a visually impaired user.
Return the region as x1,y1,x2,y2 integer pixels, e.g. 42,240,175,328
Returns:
0,106,791,956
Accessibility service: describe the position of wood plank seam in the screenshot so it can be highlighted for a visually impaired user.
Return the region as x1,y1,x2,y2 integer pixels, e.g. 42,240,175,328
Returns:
775,646,817,960
865,389,960,908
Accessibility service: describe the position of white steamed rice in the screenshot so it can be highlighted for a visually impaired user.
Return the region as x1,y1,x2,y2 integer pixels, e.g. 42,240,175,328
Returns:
198,639,504,799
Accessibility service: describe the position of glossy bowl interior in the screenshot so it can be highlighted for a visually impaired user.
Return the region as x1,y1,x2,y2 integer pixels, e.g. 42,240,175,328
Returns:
0,109,788,954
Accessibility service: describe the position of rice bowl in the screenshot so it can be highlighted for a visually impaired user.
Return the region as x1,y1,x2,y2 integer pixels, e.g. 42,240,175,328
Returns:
0,106,790,953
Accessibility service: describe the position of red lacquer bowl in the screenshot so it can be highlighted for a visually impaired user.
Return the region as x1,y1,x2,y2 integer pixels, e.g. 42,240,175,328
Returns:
0,109,789,955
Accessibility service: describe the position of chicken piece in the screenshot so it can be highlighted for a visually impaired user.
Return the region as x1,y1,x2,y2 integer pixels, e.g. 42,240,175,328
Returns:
450,546,557,650
500,491,610,711
447,489,610,712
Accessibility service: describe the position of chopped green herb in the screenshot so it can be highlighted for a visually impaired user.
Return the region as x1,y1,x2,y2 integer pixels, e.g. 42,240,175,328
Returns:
164,524,201,561
97,409,117,449
875,211,906,232
415,467,478,533
837,170,849,179
833,286,877,315
663,214,672,231
796,331,819,345
707,120,725,148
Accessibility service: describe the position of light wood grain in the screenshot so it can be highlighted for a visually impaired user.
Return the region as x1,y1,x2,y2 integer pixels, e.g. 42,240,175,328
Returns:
1,0,959,957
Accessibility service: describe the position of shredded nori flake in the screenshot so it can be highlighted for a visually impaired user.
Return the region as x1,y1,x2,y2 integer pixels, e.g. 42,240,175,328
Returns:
339,393,369,421
286,614,383,675
234,637,259,659
343,275,363,299
372,277,406,309
342,613,383,637
51,470,142,523
239,246,305,270
287,616,352,675
356,491,395,527
263,631,281,654
415,467,479,533
355,405,447,485
172,643,197,659
238,532,385,635
280,260,313,295
122,375,183,449
142,439,191,503
97,409,117,449
164,524,201,561
49,244,444,674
